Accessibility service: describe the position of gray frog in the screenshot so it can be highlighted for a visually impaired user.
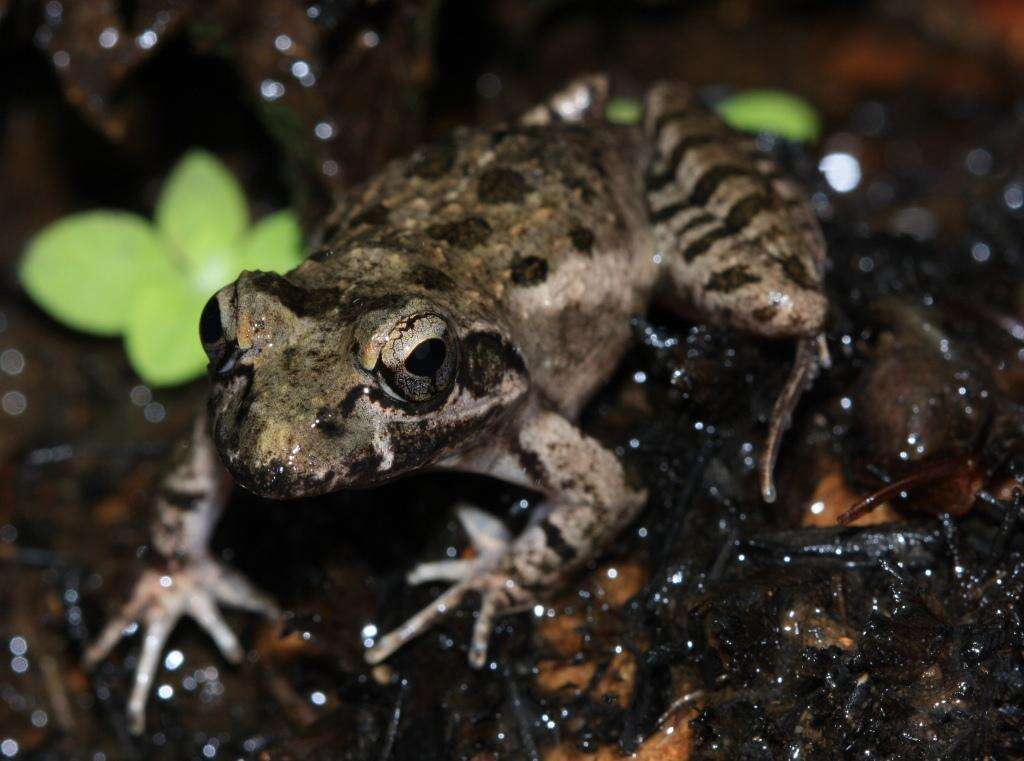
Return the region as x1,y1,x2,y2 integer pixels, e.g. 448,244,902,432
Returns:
85,76,829,733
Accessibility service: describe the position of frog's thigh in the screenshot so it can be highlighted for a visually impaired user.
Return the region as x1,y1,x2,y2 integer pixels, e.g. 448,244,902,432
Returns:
643,87,825,338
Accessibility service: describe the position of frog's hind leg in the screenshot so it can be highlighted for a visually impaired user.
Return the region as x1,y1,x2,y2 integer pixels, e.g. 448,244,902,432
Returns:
519,73,609,126
643,80,830,503
759,335,827,503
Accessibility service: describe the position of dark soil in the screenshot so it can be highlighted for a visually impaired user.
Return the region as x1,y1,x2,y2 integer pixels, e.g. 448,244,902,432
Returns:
3,2,1024,759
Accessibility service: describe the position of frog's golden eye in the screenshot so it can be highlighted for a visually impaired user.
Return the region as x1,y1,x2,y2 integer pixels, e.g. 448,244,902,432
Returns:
377,313,458,403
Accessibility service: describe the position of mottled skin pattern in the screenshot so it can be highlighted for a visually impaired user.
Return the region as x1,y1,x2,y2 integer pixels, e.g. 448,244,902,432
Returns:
87,76,829,732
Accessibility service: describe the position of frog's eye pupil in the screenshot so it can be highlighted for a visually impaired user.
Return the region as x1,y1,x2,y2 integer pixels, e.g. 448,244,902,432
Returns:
199,295,224,348
375,313,458,403
405,338,447,378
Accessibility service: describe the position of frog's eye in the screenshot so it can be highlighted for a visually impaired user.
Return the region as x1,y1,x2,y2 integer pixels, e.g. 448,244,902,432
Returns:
199,291,240,375
199,294,225,351
377,313,458,403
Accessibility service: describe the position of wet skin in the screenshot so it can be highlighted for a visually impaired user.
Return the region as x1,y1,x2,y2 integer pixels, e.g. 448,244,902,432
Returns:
85,76,830,733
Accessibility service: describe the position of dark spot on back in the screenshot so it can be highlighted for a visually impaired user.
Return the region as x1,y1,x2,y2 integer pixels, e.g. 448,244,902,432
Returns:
511,255,548,285
408,139,455,179
753,305,779,323
569,225,595,254
409,265,456,292
426,217,492,248
349,204,389,228
245,272,338,317
478,167,527,204
349,228,426,256
705,264,761,293
462,331,526,397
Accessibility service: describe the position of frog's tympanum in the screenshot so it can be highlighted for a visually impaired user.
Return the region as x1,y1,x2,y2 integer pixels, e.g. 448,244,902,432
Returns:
84,77,830,732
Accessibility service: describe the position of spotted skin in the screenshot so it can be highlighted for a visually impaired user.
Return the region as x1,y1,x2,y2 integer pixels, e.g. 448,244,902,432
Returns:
90,74,829,730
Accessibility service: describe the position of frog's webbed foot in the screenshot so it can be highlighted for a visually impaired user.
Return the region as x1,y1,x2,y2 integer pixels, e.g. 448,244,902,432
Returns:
759,334,830,503
83,557,279,735
366,506,527,668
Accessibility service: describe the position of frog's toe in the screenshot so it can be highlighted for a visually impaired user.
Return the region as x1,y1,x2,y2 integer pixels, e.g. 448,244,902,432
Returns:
364,579,476,664
84,559,278,735
406,558,475,585
126,605,179,735
467,583,516,668
760,335,824,503
366,506,529,666
208,563,281,618
365,571,528,667
406,505,510,585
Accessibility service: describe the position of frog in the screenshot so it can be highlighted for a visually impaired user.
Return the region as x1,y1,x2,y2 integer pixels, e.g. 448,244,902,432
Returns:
83,75,830,733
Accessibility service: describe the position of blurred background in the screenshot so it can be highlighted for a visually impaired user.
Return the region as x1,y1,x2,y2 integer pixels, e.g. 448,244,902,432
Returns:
3,1,1024,759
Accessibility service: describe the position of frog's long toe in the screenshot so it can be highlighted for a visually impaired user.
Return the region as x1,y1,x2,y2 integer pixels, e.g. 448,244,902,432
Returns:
366,505,520,666
406,505,510,585
84,558,279,735
759,335,825,503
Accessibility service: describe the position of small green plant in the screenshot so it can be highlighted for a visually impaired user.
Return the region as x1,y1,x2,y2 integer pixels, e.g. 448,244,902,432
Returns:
20,150,304,387
716,89,821,142
604,89,821,143
605,96,644,125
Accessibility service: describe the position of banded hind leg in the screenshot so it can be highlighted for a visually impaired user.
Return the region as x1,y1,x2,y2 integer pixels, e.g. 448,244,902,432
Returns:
643,80,830,502
84,414,279,734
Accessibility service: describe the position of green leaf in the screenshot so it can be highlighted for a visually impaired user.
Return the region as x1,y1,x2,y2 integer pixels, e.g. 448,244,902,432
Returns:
155,150,249,273
124,276,210,387
239,210,305,274
716,89,821,143
605,97,643,126
19,211,175,336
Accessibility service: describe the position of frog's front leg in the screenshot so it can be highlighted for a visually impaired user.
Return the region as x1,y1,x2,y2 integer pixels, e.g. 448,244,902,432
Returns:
83,414,279,734
365,409,646,667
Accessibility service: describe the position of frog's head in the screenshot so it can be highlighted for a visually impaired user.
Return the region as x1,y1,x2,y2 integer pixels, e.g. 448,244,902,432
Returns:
201,269,529,498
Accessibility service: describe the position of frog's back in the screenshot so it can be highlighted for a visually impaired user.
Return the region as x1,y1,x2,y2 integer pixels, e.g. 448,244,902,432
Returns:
308,122,657,417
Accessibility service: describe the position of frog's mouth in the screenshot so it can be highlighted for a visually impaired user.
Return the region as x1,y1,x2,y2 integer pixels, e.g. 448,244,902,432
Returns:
207,368,399,499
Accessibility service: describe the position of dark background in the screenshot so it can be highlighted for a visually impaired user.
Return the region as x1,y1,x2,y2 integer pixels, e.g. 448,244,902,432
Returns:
3,1,1024,759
